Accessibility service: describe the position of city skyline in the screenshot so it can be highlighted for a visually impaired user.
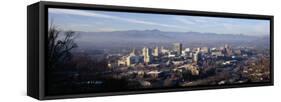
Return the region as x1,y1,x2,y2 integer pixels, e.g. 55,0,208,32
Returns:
49,8,270,36
46,8,271,95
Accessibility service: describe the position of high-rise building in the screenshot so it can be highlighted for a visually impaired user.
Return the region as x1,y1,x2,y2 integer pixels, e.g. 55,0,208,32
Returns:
181,48,191,56
130,48,136,56
153,47,159,57
161,46,169,54
196,48,201,53
126,49,137,66
192,52,199,62
126,55,141,66
142,47,152,64
173,43,182,55
223,44,233,56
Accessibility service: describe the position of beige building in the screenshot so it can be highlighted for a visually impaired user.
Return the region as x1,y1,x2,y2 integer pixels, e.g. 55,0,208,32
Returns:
142,47,152,64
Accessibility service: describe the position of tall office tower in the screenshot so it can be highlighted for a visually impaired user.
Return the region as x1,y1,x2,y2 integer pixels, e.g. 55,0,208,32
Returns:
160,46,168,54
126,49,136,66
196,47,201,53
173,43,182,55
130,48,136,56
126,55,132,66
153,47,159,57
224,44,232,56
142,47,152,64
192,52,199,63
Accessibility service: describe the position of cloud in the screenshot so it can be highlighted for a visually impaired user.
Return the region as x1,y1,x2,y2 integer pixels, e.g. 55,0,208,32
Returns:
173,16,196,25
173,16,229,26
49,8,186,29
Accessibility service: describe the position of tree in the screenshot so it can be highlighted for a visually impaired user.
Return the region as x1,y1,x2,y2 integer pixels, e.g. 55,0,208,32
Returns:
48,22,78,70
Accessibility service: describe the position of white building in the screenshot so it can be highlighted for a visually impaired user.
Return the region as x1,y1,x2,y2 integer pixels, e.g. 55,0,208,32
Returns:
143,47,152,64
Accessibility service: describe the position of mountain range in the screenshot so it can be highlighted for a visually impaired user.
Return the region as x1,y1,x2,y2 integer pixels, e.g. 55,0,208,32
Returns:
71,29,269,49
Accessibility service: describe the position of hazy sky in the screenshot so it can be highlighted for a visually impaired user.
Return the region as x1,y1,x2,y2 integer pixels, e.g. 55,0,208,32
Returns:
49,8,270,36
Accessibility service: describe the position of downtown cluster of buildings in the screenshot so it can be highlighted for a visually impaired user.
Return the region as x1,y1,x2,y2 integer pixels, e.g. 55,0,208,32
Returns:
107,43,241,69
99,42,269,88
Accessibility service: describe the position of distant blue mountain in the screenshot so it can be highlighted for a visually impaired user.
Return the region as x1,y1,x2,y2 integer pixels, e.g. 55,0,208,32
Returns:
72,30,268,49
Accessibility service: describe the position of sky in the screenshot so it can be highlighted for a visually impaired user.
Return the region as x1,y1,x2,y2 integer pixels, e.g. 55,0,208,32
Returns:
48,8,270,36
